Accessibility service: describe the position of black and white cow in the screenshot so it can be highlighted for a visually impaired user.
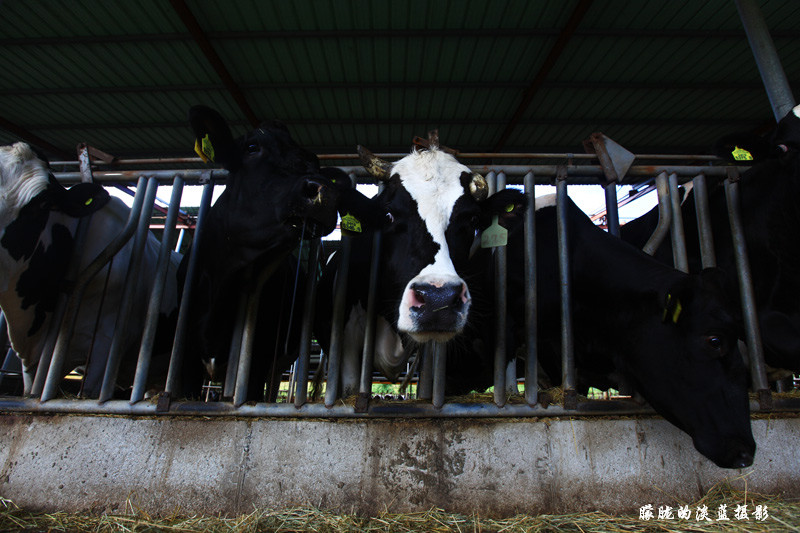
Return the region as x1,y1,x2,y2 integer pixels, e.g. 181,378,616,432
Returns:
622,103,800,378
497,194,754,469
180,106,382,401
0,142,181,397
315,138,524,396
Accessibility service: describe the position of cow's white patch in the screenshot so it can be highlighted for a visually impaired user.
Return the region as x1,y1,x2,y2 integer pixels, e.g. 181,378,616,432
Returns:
0,143,51,223
793,103,800,118
534,193,557,210
392,148,471,336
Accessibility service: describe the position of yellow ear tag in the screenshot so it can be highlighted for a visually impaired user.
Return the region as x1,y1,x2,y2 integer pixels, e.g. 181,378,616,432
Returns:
481,215,508,248
732,146,753,161
662,293,683,324
341,213,362,233
194,134,215,163
84,198,93,206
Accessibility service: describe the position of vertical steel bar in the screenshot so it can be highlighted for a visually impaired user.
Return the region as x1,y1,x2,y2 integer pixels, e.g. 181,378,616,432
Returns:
324,174,358,406
604,183,620,237
417,343,433,400
692,173,717,269
174,228,186,253
222,295,247,398
355,192,384,411
294,238,322,407
232,260,282,407
431,342,447,409
667,172,689,273
642,172,672,255
165,177,215,395
496,172,515,401
129,177,184,404
724,169,771,409
735,0,796,120
97,177,159,402
556,168,576,409
523,172,538,406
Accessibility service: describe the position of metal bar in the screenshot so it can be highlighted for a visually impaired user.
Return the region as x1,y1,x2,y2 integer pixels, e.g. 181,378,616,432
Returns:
37,176,149,400
604,183,620,236
417,343,433,400
165,177,215,395
556,168,577,410
97,177,160,402
130,177,185,404
642,172,672,255
294,238,323,407
223,294,247,399
495,172,514,403
324,174,358,407
355,215,383,412
724,169,771,409
692,173,717,269
431,342,447,409
735,0,796,120
232,260,283,407
667,172,689,273
523,172,538,406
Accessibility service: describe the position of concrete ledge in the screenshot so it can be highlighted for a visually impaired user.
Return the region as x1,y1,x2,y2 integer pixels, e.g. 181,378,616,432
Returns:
1,414,798,516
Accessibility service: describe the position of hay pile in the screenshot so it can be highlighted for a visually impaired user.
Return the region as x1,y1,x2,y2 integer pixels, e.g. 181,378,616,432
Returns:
1,483,797,532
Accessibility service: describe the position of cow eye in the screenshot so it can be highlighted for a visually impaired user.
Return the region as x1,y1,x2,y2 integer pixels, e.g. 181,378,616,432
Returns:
246,143,259,154
706,335,725,356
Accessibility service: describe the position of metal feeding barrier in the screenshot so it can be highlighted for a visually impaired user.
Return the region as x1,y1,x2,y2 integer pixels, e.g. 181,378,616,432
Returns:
1,149,797,418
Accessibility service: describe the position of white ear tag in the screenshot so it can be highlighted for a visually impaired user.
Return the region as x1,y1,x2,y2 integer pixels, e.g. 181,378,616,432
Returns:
481,215,508,248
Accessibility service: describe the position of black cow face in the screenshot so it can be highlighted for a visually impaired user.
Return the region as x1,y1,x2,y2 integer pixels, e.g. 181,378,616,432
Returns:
715,103,800,162
189,106,340,260
612,269,755,469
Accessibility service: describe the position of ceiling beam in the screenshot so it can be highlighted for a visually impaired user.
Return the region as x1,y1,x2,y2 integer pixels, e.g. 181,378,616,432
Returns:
493,0,594,151
168,0,259,127
0,115,73,160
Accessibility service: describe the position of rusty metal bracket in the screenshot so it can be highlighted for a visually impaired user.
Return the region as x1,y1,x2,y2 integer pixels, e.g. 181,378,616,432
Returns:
583,132,635,185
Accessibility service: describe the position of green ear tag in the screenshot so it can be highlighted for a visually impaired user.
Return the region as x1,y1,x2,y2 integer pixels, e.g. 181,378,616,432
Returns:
341,213,362,233
84,198,93,206
732,146,753,161
481,215,508,248
194,134,215,163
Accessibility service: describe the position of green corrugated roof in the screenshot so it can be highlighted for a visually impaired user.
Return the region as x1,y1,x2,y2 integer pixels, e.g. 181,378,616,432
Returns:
0,0,797,161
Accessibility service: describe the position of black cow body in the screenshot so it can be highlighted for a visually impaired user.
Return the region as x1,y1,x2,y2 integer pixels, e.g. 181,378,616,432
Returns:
181,106,380,401
622,104,800,377
316,141,524,397
0,142,181,397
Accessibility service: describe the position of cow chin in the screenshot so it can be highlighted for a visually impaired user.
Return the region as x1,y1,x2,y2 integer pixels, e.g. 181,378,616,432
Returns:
284,214,337,239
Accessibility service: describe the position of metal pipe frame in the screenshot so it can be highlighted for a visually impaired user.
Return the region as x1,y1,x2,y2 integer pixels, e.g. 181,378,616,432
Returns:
355,216,383,412
667,173,689,273
523,172,538,406
494,172,512,406
294,237,323,407
691,173,717,269
724,169,771,410
97,177,160,402
37,177,150,401
129,177,185,404
603,183,620,236
642,172,672,255
431,342,447,409
164,178,215,396
417,344,434,400
556,168,577,410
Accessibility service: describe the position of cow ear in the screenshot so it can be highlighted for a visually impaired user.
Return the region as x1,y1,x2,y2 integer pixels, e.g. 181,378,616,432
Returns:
54,182,111,217
480,189,527,230
189,105,237,168
713,131,773,163
336,188,387,235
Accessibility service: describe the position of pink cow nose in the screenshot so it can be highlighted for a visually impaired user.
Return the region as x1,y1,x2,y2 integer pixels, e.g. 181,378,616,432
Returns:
409,281,468,311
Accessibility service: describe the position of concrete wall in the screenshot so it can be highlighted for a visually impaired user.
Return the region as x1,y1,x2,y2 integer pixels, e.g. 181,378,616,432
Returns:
1,413,798,517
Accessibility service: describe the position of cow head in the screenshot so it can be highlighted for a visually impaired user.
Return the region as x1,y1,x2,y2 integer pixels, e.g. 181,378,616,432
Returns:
612,268,755,469
715,103,800,163
189,106,340,254
359,139,523,343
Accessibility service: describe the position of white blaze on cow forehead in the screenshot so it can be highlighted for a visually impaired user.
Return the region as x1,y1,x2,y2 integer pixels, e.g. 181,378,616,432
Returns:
0,142,51,211
392,147,469,270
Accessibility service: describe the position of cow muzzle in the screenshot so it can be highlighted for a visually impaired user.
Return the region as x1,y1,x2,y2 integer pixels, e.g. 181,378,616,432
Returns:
286,177,339,238
398,279,471,342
